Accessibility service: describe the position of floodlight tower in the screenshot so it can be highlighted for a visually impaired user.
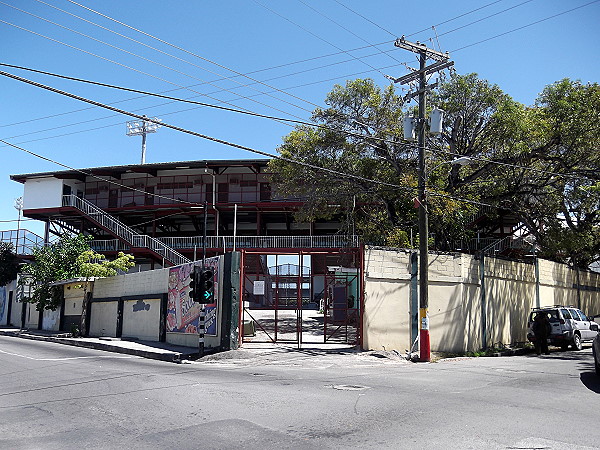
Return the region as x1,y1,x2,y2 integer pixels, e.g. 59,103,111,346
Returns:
14,196,23,253
126,115,161,164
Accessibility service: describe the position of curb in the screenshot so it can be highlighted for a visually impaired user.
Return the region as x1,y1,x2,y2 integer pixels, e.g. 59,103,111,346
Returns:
489,348,531,357
0,330,195,363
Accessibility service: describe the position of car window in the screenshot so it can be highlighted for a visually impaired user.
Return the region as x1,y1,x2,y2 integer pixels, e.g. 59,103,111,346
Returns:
547,310,560,322
574,309,587,321
569,309,583,321
560,308,572,320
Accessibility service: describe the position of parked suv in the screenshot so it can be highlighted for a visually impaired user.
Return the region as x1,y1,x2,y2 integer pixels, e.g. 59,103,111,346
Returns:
527,306,599,351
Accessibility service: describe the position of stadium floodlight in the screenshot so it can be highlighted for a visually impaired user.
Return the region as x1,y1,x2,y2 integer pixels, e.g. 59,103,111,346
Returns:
126,115,162,164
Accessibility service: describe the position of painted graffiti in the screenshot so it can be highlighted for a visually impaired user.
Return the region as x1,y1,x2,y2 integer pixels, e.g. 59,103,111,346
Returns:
166,257,218,335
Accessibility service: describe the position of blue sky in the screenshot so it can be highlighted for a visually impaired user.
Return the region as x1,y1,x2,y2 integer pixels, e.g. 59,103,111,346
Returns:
1,0,599,236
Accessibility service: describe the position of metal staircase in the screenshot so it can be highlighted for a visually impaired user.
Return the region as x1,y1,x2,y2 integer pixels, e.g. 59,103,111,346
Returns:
62,194,190,267
481,234,536,257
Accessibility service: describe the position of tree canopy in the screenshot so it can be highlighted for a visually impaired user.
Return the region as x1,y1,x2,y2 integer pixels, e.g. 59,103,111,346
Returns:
0,242,19,287
20,234,134,310
269,75,600,268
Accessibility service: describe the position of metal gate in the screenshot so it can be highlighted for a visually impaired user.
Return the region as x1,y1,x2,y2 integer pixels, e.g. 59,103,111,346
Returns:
240,250,361,347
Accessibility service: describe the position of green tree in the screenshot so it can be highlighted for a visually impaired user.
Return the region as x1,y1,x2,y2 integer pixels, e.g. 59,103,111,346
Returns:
76,249,135,336
20,234,134,311
0,242,19,287
270,75,600,267
269,77,486,247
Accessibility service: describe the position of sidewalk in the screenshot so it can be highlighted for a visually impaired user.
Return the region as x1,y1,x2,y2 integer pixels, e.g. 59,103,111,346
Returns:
0,327,198,363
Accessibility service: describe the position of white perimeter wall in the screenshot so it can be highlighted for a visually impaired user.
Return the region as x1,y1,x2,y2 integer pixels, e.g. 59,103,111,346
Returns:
363,246,600,353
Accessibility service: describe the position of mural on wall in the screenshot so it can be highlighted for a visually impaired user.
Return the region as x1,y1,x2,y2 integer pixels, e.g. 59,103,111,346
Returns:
166,257,218,336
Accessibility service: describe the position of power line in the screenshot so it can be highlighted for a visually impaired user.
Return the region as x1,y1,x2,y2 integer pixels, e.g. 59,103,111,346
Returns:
427,148,596,183
1,72,539,215
3,63,596,186
64,0,326,113
438,0,535,38
0,63,413,149
0,17,308,125
296,0,406,68
451,0,600,53
3,64,596,186
332,0,397,38
0,63,312,127
27,0,318,114
0,60,414,147
0,1,557,133
0,47,409,131
252,0,389,77
406,0,506,39
0,71,416,194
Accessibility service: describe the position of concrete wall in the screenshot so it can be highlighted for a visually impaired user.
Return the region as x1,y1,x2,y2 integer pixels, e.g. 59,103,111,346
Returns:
93,269,170,298
88,261,226,349
42,308,60,331
90,269,169,341
363,246,600,354
89,301,118,337
24,302,39,329
362,248,412,352
122,298,161,341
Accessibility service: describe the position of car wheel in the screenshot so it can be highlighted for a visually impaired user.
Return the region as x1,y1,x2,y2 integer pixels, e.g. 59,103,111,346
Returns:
595,352,600,376
572,333,582,351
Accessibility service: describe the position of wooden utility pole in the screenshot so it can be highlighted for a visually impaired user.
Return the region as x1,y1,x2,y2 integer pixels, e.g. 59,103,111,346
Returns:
389,37,453,362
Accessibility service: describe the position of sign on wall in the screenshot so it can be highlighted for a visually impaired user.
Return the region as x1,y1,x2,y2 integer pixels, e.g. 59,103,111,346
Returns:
253,280,265,296
166,257,219,336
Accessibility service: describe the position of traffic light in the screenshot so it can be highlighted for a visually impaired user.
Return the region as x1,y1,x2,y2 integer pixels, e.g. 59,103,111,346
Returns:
189,266,201,302
199,268,214,303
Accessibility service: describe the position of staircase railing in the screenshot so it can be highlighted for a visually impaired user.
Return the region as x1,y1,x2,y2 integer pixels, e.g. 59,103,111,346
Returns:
481,235,534,256
62,194,190,266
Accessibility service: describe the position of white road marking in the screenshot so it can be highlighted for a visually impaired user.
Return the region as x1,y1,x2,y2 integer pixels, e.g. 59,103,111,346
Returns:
0,348,134,361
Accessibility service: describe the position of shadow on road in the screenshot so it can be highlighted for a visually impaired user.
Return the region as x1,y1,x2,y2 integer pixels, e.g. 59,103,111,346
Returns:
580,372,600,393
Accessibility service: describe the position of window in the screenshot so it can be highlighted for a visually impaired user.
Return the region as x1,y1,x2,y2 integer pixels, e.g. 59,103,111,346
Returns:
560,308,572,320
570,309,585,321
157,182,193,190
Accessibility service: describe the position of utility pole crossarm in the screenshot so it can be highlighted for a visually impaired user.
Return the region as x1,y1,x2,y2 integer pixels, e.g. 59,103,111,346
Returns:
394,36,450,62
389,60,455,85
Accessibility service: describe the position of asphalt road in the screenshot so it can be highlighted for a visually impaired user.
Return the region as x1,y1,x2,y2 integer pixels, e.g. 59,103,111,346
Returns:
1,336,599,450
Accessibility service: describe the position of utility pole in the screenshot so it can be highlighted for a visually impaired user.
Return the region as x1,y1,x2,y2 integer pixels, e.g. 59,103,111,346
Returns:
389,36,453,362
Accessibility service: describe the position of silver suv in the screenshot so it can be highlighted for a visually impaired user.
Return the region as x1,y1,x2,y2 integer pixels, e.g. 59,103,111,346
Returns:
527,306,599,351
